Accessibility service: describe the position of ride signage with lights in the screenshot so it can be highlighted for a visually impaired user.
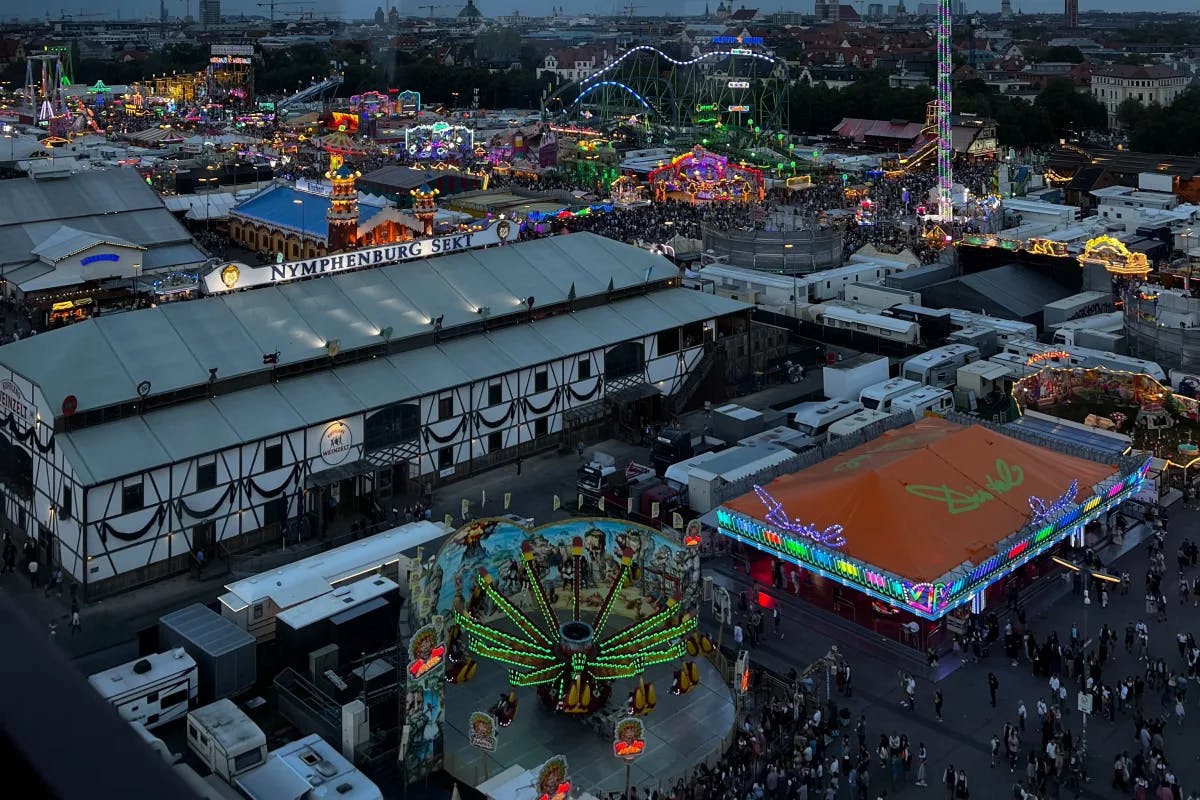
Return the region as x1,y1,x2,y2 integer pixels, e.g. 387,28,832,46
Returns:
712,35,763,45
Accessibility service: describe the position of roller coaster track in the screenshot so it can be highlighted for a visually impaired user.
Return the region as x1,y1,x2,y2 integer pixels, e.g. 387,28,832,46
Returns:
577,45,779,89
278,74,344,110
545,45,781,121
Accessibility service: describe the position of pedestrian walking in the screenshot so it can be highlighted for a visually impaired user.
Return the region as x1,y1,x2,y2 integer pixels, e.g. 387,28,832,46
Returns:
48,620,56,640
773,606,782,638
934,688,944,722
954,769,969,799
990,734,1000,768
1017,699,1027,732
70,601,81,635
943,764,956,800
26,557,39,588
916,743,928,786
988,672,999,707
515,456,522,476
733,623,744,649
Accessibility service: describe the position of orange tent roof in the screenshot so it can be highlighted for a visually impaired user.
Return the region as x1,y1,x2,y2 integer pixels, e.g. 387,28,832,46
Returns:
723,417,1118,582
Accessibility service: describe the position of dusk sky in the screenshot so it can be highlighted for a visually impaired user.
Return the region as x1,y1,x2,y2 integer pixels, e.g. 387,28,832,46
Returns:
5,0,1198,22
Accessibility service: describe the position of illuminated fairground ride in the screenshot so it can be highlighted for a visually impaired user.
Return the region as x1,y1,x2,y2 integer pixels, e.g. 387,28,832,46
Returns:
542,45,787,151
454,539,696,715
405,122,474,162
648,145,765,204
25,50,72,138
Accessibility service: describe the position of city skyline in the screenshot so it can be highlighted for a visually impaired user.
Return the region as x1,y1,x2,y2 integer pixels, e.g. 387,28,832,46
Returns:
4,0,1199,22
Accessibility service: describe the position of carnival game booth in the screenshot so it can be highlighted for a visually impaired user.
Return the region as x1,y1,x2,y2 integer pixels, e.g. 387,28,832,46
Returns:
715,417,1149,649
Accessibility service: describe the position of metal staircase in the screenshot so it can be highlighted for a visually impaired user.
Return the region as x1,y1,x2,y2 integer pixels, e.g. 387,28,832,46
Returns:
669,344,717,416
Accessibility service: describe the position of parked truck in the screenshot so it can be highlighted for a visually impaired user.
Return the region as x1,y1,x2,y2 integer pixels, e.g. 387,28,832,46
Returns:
577,454,687,527
649,427,725,478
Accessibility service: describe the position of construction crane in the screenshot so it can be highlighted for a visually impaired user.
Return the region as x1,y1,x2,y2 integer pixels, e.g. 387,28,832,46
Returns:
418,4,448,20
258,0,313,23
623,2,640,17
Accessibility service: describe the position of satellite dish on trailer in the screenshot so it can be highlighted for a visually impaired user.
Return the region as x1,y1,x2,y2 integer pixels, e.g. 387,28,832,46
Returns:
61,395,77,417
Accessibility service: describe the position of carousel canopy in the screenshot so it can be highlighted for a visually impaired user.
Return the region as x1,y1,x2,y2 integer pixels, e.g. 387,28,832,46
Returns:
317,129,365,155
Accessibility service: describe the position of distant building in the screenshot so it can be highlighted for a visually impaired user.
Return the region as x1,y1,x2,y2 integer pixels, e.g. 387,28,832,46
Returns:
815,0,839,22
198,0,220,28
1064,0,1078,28
458,0,482,21
1090,64,1188,129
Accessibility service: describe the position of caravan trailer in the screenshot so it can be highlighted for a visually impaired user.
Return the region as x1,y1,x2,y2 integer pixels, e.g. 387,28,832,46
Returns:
891,386,954,415
88,649,199,730
784,398,864,440
803,303,921,345
901,344,981,388
219,520,444,643
999,340,1166,381
187,699,268,782
1050,312,1124,346
946,310,1038,344
859,377,922,412
827,409,894,440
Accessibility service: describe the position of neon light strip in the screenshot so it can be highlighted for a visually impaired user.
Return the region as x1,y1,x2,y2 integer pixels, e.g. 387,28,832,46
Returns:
716,460,1149,620
579,46,778,88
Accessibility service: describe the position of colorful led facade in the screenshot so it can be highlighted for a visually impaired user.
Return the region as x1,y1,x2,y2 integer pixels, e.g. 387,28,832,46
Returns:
715,459,1149,621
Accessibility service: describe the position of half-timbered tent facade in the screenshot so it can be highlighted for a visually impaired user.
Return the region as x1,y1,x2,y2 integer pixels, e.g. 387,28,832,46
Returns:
0,233,749,596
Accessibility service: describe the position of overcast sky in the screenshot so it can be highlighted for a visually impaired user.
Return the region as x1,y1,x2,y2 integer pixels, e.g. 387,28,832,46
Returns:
7,1,1198,23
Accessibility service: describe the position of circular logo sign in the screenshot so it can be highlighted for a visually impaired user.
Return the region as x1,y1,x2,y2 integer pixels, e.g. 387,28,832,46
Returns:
496,220,512,241
320,420,353,465
221,264,240,289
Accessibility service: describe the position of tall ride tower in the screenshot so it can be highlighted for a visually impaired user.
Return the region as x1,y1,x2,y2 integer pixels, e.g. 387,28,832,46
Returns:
935,0,953,222
325,154,361,253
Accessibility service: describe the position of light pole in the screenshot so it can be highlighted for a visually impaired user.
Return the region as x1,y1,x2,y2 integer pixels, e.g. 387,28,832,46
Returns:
293,198,305,259
197,170,219,233
1051,555,1120,777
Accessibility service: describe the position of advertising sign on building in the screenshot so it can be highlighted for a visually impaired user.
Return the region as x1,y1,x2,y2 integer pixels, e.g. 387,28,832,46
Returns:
203,219,515,294
307,416,363,468
211,44,255,57
0,379,36,426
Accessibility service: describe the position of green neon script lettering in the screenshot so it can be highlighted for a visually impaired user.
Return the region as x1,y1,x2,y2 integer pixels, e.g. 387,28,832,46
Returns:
905,459,1025,515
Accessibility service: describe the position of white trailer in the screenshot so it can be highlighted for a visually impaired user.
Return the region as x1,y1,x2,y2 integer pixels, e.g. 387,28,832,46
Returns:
827,409,895,440
1050,312,1123,346
901,344,981,388
784,398,865,440
859,377,922,413
88,649,198,730
219,520,445,643
891,386,954,415
187,699,268,782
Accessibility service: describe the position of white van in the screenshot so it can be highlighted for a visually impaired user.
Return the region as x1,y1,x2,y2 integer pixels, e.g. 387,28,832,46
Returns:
859,377,922,413
786,398,864,440
827,408,894,440
88,649,198,730
187,699,269,782
891,386,954,415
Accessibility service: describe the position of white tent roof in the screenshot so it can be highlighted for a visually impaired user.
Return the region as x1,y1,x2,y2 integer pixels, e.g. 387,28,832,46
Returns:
56,287,746,483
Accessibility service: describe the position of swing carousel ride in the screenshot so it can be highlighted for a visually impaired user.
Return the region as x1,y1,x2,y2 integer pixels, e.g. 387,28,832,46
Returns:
454,539,696,715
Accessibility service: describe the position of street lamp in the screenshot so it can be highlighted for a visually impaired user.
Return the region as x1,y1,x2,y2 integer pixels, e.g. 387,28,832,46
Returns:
293,198,305,258
196,174,219,233
1051,554,1120,772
